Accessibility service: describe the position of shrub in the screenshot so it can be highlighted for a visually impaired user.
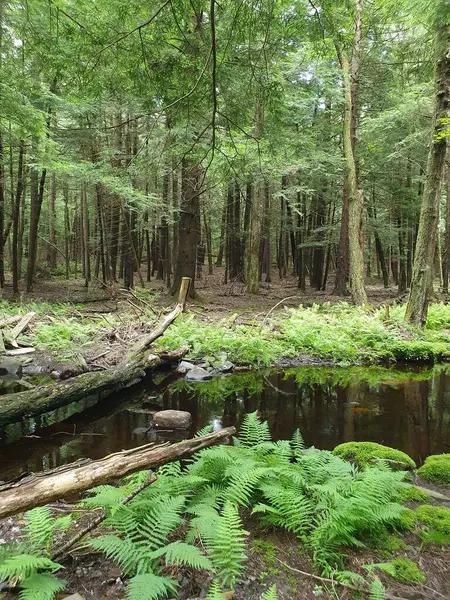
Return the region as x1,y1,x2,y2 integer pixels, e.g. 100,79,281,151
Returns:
417,454,450,486
332,442,416,470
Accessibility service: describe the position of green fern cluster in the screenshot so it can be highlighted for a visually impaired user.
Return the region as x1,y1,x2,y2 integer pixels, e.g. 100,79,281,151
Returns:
84,411,412,598
0,507,71,600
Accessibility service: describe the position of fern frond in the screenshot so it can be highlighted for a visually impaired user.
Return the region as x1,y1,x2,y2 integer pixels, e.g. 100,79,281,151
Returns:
89,536,142,576
126,573,178,600
149,541,213,571
238,411,272,446
223,467,268,507
0,555,63,581
19,573,67,600
261,584,278,600
205,580,225,600
206,502,248,589
82,485,127,510
369,577,385,600
195,424,213,437
291,429,305,457
138,495,186,550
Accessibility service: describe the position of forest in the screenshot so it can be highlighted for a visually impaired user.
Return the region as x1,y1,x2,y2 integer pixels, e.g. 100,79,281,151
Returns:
0,1,450,600
0,0,448,324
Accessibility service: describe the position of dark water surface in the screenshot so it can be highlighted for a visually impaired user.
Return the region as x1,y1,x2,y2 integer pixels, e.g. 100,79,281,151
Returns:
1,365,450,481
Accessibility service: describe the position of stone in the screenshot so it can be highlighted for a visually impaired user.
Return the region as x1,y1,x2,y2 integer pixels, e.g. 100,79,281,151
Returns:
153,410,192,430
211,360,234,374
176,360,195,374
0,362,22,379
185,366,213,381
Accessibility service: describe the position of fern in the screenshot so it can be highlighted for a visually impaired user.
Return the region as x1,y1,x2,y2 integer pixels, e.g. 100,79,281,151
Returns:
126,573,178,600
205,580,226,600
261,584,278,599
291,429,305,458
0,555,63,581
205,502,248,589
369,578,385,600
238,411,272,446
149,541,213,571
19,574,67,600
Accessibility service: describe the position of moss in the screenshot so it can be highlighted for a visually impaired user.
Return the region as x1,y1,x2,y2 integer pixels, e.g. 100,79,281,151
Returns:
391,558,425,584
399,485,429,503
395,508,417,531
332,441,416,470
416,505,450,535
417,454,450,486
252,539,276,566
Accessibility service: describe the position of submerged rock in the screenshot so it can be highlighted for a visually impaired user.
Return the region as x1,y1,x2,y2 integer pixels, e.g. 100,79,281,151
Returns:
185,366,212,381
153,409,192,430
0,362,22,379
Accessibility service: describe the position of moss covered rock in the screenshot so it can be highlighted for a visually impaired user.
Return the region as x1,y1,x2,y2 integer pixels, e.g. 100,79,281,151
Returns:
417,454,450,486
332,441,416,470
416,505,450,535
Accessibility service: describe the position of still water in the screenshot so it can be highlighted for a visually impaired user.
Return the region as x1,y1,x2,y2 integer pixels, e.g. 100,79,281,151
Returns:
1,365,450,481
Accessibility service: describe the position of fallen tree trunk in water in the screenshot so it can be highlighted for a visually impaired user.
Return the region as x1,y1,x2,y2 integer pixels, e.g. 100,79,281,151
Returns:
0,427,235,518
0,277,191,426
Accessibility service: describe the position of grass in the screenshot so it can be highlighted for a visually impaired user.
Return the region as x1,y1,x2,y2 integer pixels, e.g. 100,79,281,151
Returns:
4,299,450,366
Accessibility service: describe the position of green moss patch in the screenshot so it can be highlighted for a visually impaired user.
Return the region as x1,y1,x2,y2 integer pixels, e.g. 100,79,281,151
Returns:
391,558,426,584
417,454,450,486
416,505,450,535
399,486,430,503
332,441,416,470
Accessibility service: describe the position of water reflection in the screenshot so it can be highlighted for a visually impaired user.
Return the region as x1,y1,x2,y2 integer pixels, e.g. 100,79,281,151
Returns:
0,365,450,481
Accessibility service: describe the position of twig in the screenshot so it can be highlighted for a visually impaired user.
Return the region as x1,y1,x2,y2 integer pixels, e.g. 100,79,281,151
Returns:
52,471,157,560
261,296,300,326
276,559,409,600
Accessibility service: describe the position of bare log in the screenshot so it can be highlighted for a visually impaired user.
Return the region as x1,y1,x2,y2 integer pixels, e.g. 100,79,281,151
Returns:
0,427,235,519
0,277,191,426
10,311,35,341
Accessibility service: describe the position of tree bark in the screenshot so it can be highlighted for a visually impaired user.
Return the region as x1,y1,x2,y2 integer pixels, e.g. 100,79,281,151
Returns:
47,171,57,269
0,427,235,519
443,154,450,294
405,23,450,325
12,143,25,297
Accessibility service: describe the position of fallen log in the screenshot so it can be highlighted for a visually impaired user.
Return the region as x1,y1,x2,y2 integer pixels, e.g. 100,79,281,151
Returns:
0,277,191,426
0,426,235,519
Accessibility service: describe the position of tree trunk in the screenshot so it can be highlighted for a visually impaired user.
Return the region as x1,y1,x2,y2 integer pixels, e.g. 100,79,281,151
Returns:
12,143,25,297
26,161,46,292
443,155,450,294
405,22,450,325
47,171,57,270
0,427,235,520
81,185,91,287
0,131,4,290
171,160,200,298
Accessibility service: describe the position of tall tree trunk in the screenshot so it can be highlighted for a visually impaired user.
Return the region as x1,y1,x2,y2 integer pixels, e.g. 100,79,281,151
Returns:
247,99,264,294
171,159,200,298
215,195,227,267
443,155,450,294
336,0,367,305
405,22,450,325
81,185,90,287
26,160,47,292
12,143,25,297
47,171,57,269
0,132,4,290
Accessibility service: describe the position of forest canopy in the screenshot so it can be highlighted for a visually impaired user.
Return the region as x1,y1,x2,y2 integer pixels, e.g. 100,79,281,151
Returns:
0,0,449,322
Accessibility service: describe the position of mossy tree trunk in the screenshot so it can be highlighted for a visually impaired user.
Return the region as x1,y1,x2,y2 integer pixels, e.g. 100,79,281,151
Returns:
405,23,450,325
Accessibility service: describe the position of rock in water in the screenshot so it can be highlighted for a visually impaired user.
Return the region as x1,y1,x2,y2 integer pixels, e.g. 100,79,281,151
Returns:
176,360,195,374
153,410,192,430
185,366,213,381
0,362,22,379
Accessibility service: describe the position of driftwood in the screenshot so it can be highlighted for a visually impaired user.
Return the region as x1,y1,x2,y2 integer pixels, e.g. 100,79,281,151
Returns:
0,426,235,519
0,277,191,426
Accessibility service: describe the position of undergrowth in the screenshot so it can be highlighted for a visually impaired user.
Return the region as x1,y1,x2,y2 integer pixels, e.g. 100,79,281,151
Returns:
3,300,450,365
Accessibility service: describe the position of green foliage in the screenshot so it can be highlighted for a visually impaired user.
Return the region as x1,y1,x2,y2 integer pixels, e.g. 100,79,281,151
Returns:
399,486,430,502
394,509,417,531
261,584,278,600
417,454,450,486
332,442,416,470
369,578,386,600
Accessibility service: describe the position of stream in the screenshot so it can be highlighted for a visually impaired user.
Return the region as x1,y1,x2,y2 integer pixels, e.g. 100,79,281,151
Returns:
0,364,450,482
